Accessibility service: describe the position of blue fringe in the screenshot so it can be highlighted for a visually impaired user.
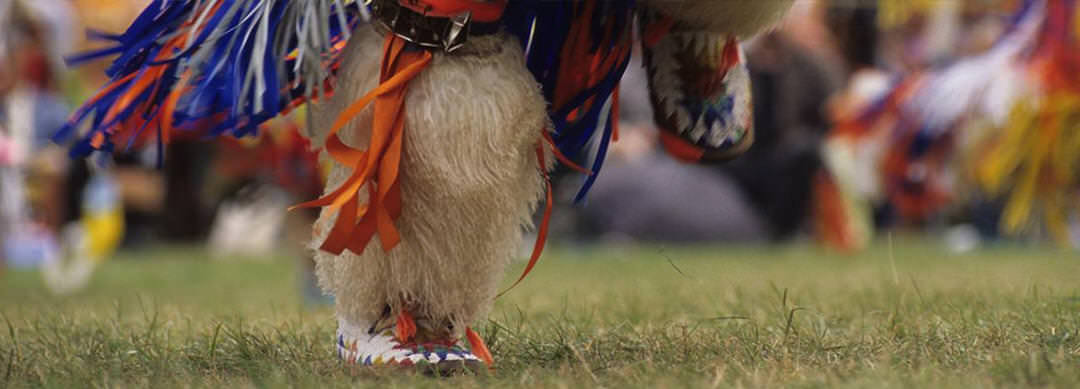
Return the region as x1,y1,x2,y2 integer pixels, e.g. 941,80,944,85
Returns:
60,0,364,158
504,0,636,202
67,0,635,202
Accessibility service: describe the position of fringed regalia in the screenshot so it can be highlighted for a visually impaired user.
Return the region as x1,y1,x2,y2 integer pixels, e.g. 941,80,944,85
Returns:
64,0,792,371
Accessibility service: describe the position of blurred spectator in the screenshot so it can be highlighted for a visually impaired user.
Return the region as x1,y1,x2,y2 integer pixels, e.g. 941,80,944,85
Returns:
1,0,76,267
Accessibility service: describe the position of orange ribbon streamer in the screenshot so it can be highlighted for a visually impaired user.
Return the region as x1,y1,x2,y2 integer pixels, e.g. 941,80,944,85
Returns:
297,0,523,256
465,326,494,368
295,36,432,255
497,142,554,298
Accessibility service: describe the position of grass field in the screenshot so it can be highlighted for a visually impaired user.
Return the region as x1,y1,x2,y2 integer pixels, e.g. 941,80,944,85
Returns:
1,240,1078,388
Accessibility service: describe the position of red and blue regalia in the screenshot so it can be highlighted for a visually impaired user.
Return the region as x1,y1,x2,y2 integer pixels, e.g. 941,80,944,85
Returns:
63,0,793,372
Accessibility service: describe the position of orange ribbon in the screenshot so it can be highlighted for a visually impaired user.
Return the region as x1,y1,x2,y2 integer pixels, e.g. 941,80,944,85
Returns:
466,326,494,368
297,0,527,256
294,35,432,255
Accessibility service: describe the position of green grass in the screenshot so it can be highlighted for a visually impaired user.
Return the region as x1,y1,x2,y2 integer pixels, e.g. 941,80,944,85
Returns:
1,240,1079,388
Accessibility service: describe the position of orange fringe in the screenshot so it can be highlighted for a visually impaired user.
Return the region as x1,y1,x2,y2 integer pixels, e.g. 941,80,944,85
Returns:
293,36,432,255
92,1,223,150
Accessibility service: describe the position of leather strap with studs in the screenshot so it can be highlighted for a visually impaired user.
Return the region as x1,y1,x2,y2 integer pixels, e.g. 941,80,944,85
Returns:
367,0,503,53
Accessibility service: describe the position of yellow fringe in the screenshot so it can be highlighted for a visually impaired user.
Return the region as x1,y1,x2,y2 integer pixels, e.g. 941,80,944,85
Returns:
974,93,1080,245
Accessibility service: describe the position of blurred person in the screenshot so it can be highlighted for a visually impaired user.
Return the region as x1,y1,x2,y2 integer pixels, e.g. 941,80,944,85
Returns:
0,0,77,267
41,165,124,294
0,0,126,292
61,0,793,373
0,51,24,268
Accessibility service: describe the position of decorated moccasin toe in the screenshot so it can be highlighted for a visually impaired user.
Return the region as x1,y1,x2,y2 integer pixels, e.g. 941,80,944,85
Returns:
641,8,755,164
336,308,492,376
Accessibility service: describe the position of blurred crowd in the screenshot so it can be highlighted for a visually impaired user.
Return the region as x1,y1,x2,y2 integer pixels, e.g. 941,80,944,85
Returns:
1,0,1078,284
561,0,1080,251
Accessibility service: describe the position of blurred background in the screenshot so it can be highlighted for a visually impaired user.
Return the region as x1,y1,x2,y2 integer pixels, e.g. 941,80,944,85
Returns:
1,0,1078,298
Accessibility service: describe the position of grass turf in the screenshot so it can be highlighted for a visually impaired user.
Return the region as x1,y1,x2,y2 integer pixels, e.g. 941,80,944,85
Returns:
1,240,1078,387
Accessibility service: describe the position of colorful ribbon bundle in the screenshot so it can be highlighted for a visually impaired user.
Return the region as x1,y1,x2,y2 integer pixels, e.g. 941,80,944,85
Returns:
62,3,640,347
58,0,364,158
63,0,637,253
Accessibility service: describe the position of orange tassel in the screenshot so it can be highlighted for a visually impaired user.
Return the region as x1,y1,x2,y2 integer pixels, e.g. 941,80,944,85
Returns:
466,327,494,368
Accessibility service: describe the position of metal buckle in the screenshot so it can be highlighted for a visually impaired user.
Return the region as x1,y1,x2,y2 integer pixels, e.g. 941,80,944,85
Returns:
367,0,475,53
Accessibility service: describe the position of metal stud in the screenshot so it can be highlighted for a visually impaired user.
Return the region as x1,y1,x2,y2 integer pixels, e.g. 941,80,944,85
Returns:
443,11,471,52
